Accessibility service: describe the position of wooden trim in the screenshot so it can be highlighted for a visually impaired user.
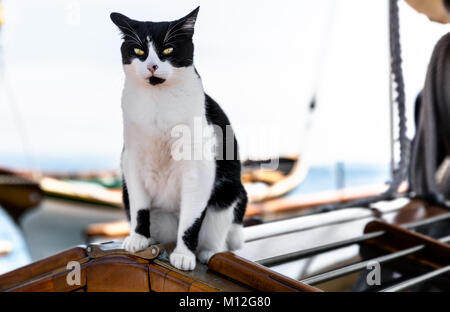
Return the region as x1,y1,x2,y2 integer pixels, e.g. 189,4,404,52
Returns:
0,247,86,291
153,258,250,292
364,220,450,269
84,256,150,292
147,263,219,292
208,252,321,292
9,261,88,292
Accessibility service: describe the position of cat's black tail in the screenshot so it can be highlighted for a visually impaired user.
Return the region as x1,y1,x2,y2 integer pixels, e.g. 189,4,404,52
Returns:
233,187,248,224
122,176,130,220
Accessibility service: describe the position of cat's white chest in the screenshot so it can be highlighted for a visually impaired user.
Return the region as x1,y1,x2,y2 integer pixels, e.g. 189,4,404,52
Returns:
121,78,205,212
123,111,186,212
135,129,182,212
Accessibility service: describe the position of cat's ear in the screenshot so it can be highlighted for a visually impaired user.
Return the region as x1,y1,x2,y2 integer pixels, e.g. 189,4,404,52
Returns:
110,12,140,35
173,6,200,35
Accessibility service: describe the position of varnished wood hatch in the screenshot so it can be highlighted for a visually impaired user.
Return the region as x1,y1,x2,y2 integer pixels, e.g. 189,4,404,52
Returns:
0,241,320,292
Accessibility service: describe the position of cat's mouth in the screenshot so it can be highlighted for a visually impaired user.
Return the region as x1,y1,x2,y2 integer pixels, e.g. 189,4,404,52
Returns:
149,76,166,85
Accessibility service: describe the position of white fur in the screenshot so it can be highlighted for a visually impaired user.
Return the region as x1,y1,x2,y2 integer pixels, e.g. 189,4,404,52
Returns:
227,223,244,251
121,41,221,270
123,233,156,253
197,202,235,264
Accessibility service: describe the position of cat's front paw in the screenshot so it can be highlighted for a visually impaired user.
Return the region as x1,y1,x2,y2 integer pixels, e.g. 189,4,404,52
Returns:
170,248,196,271
122,233,155,253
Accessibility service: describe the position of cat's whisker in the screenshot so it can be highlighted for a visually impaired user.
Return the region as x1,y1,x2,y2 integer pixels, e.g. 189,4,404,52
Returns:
165,25,194,38
163,23,178,44
164,18,188,43
118,24,137,37
124,35,142,47
122,21,144,46
128,29,144,46
124,36,139,43
166,26,193,38
163,17,194,44
165,31,194,44
164,22,178,42
165,32,193,43
120,28,143,46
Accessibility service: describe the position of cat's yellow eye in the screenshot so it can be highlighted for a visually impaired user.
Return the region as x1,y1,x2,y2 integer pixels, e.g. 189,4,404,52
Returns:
163,47,173,55
134,48,144,56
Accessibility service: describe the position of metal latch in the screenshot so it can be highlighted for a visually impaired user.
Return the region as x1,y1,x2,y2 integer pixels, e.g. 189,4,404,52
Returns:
86,241,161,260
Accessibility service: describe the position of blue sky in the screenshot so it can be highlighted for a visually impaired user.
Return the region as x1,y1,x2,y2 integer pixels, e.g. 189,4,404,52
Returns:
0,0,448,172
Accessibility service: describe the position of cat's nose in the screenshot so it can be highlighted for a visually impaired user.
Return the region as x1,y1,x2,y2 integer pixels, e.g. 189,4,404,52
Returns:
147,64,158,74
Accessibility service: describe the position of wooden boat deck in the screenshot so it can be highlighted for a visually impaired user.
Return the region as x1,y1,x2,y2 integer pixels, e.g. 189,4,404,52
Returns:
1,199,449,292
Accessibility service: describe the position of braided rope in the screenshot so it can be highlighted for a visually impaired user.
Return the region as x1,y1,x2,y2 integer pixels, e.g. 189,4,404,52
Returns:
386,0,410,195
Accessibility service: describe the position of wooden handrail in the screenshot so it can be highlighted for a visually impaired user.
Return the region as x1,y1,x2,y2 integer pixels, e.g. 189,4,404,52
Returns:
208,252,321,292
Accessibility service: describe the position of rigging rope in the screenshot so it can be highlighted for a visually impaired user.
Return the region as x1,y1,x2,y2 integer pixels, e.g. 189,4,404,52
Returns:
385,0,410,197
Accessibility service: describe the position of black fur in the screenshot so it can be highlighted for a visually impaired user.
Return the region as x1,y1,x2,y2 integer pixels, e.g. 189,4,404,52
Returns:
149,76,166,85
122,176,130,220
182,209,206,252
135,209,150,238
233,190,248,224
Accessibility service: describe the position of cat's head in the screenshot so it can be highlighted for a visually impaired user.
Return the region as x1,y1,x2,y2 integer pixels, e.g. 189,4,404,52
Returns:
110,7,199,86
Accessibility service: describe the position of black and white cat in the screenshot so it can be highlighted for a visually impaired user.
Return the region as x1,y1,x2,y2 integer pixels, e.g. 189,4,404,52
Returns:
110,7,247,271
